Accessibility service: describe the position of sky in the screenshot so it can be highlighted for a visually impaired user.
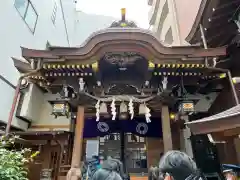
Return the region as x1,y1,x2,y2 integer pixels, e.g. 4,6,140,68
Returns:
76,0,151,29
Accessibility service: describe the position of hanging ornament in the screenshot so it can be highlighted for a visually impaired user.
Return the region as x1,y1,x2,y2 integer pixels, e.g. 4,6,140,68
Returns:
162,76,168,90
63,85,69,98
145,105,151,123
128,99,134,120
111,98,116,120
95,100,100,121
79,78,85,92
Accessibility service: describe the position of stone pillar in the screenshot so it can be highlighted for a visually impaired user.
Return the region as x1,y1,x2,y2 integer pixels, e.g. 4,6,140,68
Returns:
161,105,173,152
181,116,193,158
179,130,185,151
71,106,85,167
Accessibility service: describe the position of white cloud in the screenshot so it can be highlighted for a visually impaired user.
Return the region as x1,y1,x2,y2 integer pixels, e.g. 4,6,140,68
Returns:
76,0,150,28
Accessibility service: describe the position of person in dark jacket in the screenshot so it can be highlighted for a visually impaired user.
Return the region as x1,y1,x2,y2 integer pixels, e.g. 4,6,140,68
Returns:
158,151,203,180
92,157,124,180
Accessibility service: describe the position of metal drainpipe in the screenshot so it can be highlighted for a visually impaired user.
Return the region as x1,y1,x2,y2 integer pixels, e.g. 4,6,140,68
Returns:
5,69,40,135
200,24,209,67
60,0,70,46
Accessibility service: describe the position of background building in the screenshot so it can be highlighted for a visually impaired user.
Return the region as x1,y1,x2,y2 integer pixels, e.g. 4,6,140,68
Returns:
73,11,116,45
148,0,201,45
0,0,76,130
0,0,117,130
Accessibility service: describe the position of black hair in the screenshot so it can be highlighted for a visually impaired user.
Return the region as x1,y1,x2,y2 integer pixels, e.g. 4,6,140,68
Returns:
92,158,124,180
158,151,200,180
92,169,122,180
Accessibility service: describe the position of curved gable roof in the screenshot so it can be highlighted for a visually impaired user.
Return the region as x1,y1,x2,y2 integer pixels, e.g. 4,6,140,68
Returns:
21,27,226,61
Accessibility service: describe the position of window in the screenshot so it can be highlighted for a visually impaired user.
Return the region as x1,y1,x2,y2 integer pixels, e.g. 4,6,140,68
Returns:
14,0,38,33
51,1,57,24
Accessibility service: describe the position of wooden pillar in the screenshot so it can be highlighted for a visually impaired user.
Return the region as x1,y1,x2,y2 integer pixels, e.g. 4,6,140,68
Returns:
71,106,85,167
146,138,164,167
42,140,51,168
224,138,238,164
161,105,173,152
234,138,240,164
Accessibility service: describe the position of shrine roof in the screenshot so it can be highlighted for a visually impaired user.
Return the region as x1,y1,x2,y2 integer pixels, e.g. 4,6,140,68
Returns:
0,131,72,141
13,26,228,74
20,28,227,60
186,0,240,47
186,104,240,135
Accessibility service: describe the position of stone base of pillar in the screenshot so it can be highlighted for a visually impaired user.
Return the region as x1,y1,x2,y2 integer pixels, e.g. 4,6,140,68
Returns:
180,116,193,158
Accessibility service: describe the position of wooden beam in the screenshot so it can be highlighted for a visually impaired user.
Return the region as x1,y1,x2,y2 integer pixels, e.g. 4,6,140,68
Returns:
223,127,240,137
30,124,70,129
207,133,226,143
188,46,226,57
161,105,172,152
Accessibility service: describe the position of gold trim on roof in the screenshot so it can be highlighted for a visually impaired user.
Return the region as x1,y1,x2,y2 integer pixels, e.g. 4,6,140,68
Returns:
44,72,93,77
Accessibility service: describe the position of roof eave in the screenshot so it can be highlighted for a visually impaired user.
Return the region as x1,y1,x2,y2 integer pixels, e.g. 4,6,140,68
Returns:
12,57,33,73
186,0,208,43
186,105,240,135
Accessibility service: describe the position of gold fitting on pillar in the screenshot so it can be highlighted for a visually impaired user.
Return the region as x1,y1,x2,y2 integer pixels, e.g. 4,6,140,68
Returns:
91,62,98,71
148,62,155,68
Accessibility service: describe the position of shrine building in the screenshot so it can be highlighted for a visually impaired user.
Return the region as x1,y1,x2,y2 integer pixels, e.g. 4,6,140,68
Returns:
5,8,238,180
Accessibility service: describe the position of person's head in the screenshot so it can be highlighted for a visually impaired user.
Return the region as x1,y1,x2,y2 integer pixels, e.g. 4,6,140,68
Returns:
223,170,237,180
101,157,124,177
158,151,199,180
92,168,122,180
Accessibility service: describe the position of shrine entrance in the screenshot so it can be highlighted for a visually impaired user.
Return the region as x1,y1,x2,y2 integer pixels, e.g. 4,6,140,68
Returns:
99,132,147,173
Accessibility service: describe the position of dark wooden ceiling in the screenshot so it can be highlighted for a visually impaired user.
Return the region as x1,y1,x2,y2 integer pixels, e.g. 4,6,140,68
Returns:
187,0,240,47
